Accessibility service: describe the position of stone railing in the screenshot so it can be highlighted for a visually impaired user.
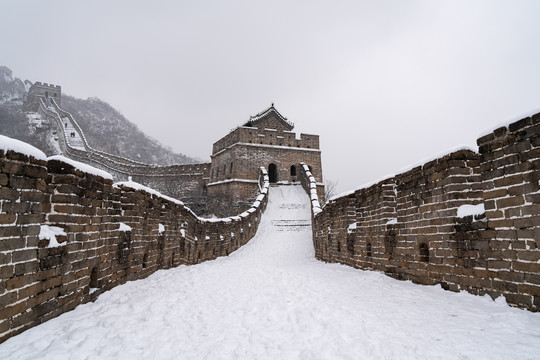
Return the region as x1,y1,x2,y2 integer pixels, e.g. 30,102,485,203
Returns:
0,144,269,343
299,162,323,217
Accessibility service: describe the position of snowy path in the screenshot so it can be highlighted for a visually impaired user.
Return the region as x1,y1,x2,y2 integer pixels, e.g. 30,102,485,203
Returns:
61,116,85,150
1,185,540,359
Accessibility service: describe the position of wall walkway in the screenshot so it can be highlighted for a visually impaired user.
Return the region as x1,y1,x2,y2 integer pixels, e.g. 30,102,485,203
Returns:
0,147,269,342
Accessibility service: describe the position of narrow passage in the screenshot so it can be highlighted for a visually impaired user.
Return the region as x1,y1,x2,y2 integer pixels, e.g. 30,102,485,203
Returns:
1,185,539,360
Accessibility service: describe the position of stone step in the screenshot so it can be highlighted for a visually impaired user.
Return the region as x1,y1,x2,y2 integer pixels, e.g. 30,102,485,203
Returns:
272,220,311,231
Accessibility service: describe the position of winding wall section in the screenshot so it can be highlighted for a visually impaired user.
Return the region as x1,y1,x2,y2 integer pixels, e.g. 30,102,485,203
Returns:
36,99,210,210
302,113,540,311
0,149,269,342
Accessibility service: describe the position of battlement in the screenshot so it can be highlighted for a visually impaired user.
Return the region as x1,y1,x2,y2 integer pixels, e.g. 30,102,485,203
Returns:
304,111,540,312
24,81,62,111
0,149,270,342
212,126,320,155
33,81,61,89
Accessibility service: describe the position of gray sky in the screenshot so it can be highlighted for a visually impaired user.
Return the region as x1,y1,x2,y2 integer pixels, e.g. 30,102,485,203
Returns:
3,0,540,194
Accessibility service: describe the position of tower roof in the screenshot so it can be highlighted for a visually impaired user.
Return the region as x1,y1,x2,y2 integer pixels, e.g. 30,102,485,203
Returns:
243,104,294,130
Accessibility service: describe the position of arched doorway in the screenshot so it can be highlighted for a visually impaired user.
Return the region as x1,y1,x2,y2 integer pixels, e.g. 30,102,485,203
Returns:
268,163,278,183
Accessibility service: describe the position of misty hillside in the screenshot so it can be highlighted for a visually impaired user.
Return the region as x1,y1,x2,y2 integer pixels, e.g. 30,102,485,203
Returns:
0,66,199,165
60,95,197,165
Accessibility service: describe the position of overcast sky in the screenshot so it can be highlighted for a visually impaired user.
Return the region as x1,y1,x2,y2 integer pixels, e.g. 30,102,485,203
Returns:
3,0,540,194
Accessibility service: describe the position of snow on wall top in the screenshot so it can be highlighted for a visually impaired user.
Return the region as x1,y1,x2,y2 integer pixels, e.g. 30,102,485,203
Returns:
396,145,477,175
48,155,113,180
114,167,270,225
114,178,184,205
327,145,478,204
477,107,540,139
301,162,322,215
0,134,47,161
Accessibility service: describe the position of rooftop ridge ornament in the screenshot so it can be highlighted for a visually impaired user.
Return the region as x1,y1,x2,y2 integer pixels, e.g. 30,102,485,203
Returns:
246,103,295,130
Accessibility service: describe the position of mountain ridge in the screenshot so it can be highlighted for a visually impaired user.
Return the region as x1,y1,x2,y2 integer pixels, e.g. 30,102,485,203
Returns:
0,66,200,165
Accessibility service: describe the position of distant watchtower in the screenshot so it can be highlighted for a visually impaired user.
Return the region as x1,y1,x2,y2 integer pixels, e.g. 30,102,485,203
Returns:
206,105,325,216
24,82,62,112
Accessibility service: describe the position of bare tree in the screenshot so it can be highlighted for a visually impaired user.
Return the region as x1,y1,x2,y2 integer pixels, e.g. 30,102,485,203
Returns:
324,179,338,202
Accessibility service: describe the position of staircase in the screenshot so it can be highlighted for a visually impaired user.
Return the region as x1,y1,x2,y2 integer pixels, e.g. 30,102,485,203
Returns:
60,116,85,150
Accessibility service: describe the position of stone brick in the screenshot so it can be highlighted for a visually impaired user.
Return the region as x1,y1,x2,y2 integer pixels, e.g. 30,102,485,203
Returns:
0,291,17,308
496,196,525,209
0,214,16,224
514,216,540,229
6,275,32,291
493,174,523,188
20,191,44,202
16,281,42,301
0,173,8,186
483,188,507,200
0,296,26,320
3,161,23,175
477,132,495,146
504,293,532,308
0,187,19,201
23,164,47,179
0,265,15,279
9,175,39,190
2,201,31,214
12,249,36,263
509,117,532,132
513,261,540,273
0,237,25,251
14,261,39,277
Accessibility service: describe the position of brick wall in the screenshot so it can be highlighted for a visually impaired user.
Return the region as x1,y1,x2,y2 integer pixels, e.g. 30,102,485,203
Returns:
212,126,320,155
208,143,324,216
24,82,62,111
0,150,269,343
305,113,540,311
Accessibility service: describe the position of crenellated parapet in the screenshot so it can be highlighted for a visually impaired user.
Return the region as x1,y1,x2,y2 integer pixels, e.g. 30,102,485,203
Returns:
24,82,62,111
302,112,540,311
213,126,319,155
0,143,269,343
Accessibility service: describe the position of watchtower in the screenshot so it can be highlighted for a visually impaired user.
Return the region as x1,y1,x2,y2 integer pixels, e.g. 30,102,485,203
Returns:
24,82,62,112
206,105,325,216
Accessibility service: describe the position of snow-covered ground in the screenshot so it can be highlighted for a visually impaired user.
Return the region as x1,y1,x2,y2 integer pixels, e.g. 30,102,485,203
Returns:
1,185,539,359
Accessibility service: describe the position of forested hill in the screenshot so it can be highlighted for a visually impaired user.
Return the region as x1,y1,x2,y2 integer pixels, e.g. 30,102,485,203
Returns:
60,95,198,165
